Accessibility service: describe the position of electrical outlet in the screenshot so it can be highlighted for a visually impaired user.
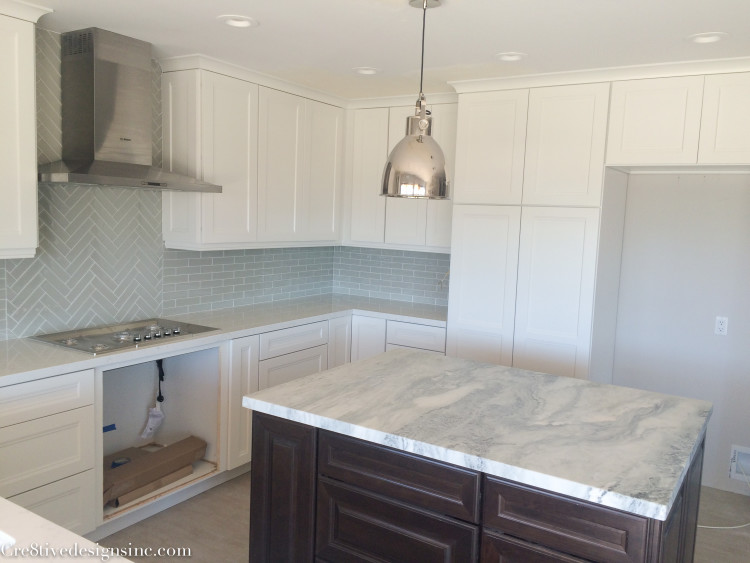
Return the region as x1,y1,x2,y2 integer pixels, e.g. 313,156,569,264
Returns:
729,445,750,480
715,316,728,336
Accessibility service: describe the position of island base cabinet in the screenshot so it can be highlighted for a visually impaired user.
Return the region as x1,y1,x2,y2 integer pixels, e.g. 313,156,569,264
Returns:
316,477,479,563
481,531,587,563
249,413,316,562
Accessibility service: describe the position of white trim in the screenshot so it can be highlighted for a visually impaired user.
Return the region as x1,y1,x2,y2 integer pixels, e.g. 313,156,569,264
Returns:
158,54,348,108
0,0,51,22
449,57,750,93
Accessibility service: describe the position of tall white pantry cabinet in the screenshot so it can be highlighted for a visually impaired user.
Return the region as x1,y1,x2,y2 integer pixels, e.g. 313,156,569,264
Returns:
0,4,49,258
447,82,623,381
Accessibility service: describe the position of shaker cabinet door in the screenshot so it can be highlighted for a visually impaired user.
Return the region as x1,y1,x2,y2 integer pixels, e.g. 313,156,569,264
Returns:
698,72,750,164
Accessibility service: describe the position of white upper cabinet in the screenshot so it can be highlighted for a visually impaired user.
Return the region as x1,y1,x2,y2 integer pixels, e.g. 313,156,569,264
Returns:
383,103,457,251
512,207,600,380
0,13,39,258
522,83,609,207
257,88,306,242
162,70,259,249
453,90,528,205
606,76,705,165
698,72,750,164
348,108,389,244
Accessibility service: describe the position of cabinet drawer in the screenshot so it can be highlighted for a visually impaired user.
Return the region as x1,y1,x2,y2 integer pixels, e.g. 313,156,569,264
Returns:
316,477,479,563
0,370,94,428
0,406,95,497
386,320,446,353
258,344,328,390
259,321,328,360
481,530,586,563
8,469,96,535
319,431,480,523
483,476,648,563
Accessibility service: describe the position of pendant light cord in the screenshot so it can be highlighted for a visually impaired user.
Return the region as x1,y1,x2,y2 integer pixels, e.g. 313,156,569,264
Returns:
419,0,427,96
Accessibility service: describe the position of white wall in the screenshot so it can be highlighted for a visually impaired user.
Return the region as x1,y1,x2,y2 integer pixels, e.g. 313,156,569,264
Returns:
612,173,750,494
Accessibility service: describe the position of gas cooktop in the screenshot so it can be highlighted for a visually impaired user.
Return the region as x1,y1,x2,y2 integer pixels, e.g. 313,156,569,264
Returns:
31,318,218,355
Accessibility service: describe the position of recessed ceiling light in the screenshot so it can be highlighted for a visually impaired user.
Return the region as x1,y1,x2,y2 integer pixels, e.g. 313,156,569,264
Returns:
495,52,527,62
687,32,727,44
217,15,258,28
353,67,379,75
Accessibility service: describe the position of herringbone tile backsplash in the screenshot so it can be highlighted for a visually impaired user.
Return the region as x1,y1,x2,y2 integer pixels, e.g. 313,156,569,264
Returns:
0,28,450,341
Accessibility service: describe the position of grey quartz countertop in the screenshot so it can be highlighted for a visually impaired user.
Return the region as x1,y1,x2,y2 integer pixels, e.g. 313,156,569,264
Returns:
0,295,446,385
243,348,712,521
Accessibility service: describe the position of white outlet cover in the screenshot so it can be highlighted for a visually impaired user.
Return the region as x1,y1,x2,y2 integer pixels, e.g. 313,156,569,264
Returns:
729,445,750,480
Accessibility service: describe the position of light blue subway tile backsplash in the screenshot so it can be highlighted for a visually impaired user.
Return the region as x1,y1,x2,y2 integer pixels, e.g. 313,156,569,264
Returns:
0,261,7,341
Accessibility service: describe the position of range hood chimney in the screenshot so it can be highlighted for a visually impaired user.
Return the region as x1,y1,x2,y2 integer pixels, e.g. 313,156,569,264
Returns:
38,28,221,193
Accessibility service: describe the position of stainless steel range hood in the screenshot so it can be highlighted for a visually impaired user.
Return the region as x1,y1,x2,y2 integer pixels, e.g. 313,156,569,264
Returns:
38,28,221,193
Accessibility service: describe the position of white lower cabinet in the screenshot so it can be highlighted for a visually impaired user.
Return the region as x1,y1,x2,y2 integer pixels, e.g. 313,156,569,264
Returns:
258,345,328,390
386,321,445,354
8,470,96,535
351,316,386,361
227,334,260,470
328,316,352,368
0,370,96,534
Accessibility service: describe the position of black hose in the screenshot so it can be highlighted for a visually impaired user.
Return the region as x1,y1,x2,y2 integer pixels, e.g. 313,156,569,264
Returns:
156,359,165,403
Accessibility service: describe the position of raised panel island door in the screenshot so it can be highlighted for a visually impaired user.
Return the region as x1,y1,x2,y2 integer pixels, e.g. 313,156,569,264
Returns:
0,15,38,258
698,72,750,164
513,207,599,379
453,90,528,205
606,76,704,165
250,412,316,562
258,87,306,241
349,108,388,244
201,73,259,244
446,205,521,365
522,83,609,207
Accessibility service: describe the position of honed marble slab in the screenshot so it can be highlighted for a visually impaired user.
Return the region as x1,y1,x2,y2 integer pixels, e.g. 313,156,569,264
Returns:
243,349,712,520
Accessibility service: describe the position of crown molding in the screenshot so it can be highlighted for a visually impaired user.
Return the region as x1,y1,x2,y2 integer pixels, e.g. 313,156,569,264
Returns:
449,57,750,93
0,0,52,22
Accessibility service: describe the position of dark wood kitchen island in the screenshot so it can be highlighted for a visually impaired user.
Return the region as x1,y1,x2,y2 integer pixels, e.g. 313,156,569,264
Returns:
243,349,711,562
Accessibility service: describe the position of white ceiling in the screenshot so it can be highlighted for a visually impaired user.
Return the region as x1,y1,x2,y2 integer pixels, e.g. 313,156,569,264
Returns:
31,0,750,100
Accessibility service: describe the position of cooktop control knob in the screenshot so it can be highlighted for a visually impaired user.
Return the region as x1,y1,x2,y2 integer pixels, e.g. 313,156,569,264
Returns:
173,327,181,335
164,329,172,336
154,331,162,338
133,334,142,343
144,333,152,341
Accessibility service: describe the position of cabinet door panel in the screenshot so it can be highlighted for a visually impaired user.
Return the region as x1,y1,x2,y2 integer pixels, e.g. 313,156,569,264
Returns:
328,316,352,368
699,72,750,164
250,413,316,562
607,76,704,164
454,90,528,204
349,108,388,243
201,73,258,244
447,205,520,365
481,530,586,563
228,335,259,470
316,477,479,563
523,83,609,207
8,470,96,535
0,406,94,497
513,207,599,379
304,101,344,241
0,15,37,258
258,87,305,241
350,316,386,361
384,198,427,246
258,345,328,390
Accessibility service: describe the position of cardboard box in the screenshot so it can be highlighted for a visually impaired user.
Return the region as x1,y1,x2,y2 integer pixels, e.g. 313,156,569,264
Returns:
103,435,207,505
110,464,193,507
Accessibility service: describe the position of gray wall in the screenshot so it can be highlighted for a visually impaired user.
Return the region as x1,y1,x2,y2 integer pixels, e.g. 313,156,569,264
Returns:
612,173,750,495
0,29,449,341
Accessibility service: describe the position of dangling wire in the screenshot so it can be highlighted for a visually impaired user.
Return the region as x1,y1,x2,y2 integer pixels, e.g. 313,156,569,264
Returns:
156,358,165,403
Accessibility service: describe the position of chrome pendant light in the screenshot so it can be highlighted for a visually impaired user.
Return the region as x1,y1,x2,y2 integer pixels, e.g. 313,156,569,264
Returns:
381,0,449,199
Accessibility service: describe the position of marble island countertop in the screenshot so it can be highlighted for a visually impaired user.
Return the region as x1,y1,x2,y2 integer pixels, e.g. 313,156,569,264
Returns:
243,348,712,521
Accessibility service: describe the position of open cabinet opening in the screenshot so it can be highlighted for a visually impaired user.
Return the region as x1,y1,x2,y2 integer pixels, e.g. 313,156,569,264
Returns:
101,348,220,519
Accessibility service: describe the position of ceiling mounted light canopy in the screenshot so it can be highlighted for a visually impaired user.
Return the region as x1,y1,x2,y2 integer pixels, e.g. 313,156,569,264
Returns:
382,0,448,199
